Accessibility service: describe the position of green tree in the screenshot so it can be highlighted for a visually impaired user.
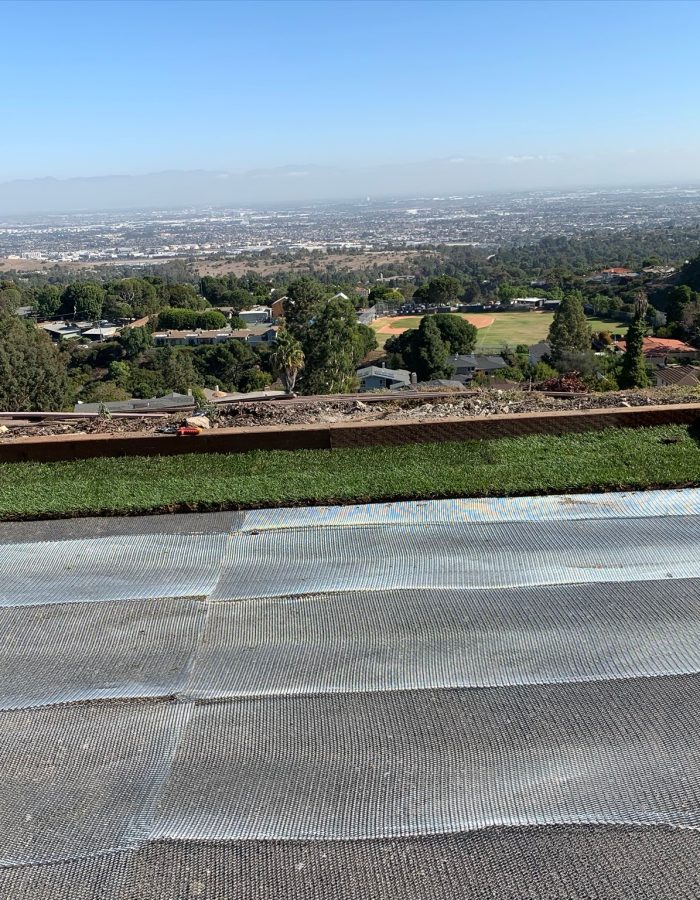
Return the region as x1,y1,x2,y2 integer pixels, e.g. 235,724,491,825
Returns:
414,316,454,381
119,326,152,359
285,277,328,333
129,367,167,399
547,291,591,362
163,283,208,310
666,284,696,323
157,308,228,330
368,284,404,309
0,285,23,314
238,368,272,392
33,285,62,318
270,328,305,394
299,296,362,394
147,347,199,393
354,323,378,360
0,315,70,410
427,275,461,305
412,283,431,302
108,360,131,389
619,293,650,388
680,253,700,292
192,341,259,391
431,313,477,354
62,282,105,321
105,278,160,318
385,314,475,372
81,381,130,404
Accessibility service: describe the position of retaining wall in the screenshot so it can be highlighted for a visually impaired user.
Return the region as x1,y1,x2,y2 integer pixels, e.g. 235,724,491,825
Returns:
1,403,699,463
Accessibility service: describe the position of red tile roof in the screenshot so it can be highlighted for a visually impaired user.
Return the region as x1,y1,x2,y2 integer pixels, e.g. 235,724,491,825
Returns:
616,337,698,355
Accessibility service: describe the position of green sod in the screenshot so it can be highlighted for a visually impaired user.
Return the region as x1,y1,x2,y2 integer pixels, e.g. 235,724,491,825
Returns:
0,425,698,519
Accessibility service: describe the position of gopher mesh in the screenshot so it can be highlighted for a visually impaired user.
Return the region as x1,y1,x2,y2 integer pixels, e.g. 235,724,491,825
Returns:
0,533,228,607
0,851,132,900
0,699,191,865
239,488,700,531
4,493,700,897
153,676,700,841
213,515,700,600
0,598,205,710
123,827,700,900
186,578,700,697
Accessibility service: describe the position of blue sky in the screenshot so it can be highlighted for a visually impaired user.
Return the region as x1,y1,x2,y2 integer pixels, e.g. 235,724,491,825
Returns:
1,0,699,190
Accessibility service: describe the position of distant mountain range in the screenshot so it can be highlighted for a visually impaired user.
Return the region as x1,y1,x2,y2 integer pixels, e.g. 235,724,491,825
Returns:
1,151,698,214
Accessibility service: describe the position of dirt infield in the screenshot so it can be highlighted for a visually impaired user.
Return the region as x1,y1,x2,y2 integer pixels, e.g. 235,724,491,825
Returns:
374,314,496,335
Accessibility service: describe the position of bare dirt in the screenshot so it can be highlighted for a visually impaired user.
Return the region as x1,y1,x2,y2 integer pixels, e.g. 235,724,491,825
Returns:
0,249,431,278
373,314,496,335
195,250,429,277
3,387,700,441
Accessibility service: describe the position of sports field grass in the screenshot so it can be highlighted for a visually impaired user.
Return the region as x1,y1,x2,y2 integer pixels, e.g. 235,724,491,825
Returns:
371,312,630,350
473,312,554,348
0,425,697,519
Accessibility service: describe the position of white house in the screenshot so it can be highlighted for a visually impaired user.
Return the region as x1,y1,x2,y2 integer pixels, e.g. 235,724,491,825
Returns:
239,305,272,325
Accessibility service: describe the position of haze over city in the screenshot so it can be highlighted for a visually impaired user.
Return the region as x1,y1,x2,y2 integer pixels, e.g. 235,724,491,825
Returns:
1,0,699,213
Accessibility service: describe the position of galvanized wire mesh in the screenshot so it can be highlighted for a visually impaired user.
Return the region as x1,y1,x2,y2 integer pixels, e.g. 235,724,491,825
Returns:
153,676,700,841
0,700,192,866
0,598,205,710
0,533,228,607
3,492,700,896
184,579,700,697
213,515,700,600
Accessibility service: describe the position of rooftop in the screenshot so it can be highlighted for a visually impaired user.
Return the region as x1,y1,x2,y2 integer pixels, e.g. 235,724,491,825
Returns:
616,336,698,354
356,364,410,381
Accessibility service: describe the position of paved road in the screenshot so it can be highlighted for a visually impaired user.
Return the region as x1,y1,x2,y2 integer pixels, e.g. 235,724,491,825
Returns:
2,490,700,898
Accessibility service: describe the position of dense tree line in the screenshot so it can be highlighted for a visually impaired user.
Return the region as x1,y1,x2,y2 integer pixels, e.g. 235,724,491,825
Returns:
4,231,700,409
0,314,69,411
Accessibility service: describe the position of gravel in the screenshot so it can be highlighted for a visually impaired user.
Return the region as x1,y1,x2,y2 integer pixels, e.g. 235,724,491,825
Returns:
3,386,700,439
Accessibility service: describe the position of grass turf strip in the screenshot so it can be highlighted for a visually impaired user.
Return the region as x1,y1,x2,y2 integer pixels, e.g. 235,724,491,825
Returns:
0,424,699,519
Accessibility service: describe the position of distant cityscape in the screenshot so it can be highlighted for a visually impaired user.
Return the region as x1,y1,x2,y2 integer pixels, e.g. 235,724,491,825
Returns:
1,186,699,264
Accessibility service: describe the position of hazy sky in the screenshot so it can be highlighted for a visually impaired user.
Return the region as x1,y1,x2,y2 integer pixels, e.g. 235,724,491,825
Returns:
1,0,699,207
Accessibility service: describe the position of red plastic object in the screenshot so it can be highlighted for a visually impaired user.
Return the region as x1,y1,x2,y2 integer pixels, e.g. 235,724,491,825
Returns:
176,426,202,436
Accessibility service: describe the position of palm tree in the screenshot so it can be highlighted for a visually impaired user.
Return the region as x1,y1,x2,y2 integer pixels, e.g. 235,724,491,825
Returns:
271,327,305,395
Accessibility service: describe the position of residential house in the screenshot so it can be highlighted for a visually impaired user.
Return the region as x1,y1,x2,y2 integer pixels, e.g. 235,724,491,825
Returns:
239,305,272,325
447,354,508,383
270,296,286,319
356,364,411,391
81,323,120,341
152,328,232,347
614,336,698,363
528,341,552,365
74,392,194,414
587,267,639,284
226,326,279,346
39,321,82,341
654,365,700,388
